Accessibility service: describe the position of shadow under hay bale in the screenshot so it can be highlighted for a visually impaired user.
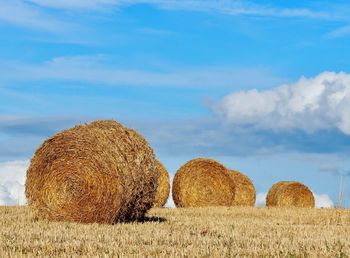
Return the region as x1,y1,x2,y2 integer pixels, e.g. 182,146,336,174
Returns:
136,216,167,223
228,170,256,207
153,160,170,208
172,158,235,208
266,181,315,208
25,120,159,224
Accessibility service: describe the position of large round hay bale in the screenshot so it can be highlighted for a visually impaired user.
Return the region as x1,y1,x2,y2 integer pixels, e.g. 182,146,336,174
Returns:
153,160,170,207
266,181,315,208
25,120,158,224
172,158,235,207
228,170,256,206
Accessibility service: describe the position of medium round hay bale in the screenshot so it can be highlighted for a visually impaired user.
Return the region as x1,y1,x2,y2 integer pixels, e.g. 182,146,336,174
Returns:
25,120,158,224
266,181,315,208
228,170,256,206
153,160,170,207
172,158,235,207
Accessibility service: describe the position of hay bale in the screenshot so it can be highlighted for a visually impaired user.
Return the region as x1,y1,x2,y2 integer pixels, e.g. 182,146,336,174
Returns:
25,120,158,224
228,170,256,206
266,181,315,208
172,158,235,207
153,160,170,207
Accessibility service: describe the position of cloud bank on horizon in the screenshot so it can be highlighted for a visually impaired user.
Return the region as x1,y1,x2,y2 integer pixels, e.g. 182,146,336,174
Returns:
0,160,28,205
255,192,334,208
0,160,334,208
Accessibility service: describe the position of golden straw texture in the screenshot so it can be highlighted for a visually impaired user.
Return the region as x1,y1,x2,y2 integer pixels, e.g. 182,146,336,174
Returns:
266,181,315,208
228,170,256,206
172,158,235,207
25,120,158,224
153,160,170,207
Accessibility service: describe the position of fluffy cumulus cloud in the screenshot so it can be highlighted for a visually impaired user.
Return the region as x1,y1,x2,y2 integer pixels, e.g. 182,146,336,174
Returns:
214,72,350,135
0,160,28,205
255,192,267,207
314,193,334,208
255,192,334,208
0,185,15,205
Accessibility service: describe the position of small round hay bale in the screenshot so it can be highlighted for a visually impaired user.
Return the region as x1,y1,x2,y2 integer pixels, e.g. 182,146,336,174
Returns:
228,170,256,206
266,181,315,208
25,120,158,224
153,160,170,207
172,158,235,207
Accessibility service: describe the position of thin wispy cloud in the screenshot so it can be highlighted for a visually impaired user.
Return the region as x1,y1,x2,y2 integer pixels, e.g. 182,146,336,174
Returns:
0,55,285,88
26,0,337,20
0,0,70,32
25,0,118,10
153,0,335,20
325,25,350,39
0,0,345,33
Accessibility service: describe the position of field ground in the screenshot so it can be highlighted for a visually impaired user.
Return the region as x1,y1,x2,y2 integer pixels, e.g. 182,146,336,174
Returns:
1,206,350,257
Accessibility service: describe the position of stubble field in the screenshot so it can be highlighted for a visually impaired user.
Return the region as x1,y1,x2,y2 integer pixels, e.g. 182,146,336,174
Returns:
1,206,350,257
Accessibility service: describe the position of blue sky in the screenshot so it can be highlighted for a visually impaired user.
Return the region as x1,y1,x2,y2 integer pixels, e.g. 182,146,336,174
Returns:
1,0,350,207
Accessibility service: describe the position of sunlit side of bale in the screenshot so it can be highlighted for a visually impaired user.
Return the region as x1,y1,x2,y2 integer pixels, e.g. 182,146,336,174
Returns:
25,120,158,224
266,181,315,208
153,160,170,207
172,158,235,207
228,170,256,206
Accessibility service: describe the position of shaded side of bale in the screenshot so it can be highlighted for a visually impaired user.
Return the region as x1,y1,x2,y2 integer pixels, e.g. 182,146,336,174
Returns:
266,181,315,208
228,170,256,206
153,160,170,207
172,158,235,207
25,120,158,224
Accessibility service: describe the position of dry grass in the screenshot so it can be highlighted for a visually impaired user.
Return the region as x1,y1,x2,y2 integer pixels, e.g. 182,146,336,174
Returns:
1,206,350,257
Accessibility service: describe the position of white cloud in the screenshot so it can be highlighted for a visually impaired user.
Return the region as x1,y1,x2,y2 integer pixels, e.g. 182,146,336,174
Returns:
165,197,175,208
214,71,350,134
255,192,267,207
26,0,118,10
326,25,350,39
24,0,336,20
0,0,342,33
155,1,334,20
0,185,16,205
0,160,28,185
255,191,334,208
2,181,26,205
0,160,29,206
0,56,284,88
0,0,70,32
314,193,334,208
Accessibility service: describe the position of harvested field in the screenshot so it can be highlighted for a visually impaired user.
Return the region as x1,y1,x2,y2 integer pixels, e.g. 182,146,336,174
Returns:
1,206,349,257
